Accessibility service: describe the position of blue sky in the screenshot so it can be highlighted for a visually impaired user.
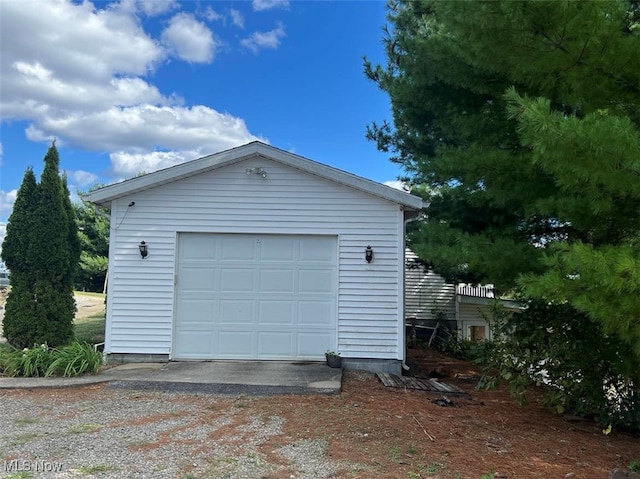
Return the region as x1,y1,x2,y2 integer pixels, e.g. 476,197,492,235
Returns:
0,0,404,247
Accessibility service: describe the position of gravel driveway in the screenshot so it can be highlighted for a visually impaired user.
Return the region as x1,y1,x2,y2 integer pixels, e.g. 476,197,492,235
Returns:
0,385,340,479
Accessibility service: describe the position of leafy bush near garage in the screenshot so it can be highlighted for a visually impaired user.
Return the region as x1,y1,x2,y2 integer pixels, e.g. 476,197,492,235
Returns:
0,342,102,377
476,300,640,433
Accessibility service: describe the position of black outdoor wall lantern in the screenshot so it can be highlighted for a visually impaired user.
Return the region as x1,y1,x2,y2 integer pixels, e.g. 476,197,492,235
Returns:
365,245,373,263
139,241,148,259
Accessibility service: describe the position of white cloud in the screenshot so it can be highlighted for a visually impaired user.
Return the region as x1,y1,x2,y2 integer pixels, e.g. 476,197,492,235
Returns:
0,0,262,185
0,190,17,218
0,1,163,86
241,23,286,53
24,105,259,156
161,13,217,63
229,9,245,28
67,170,99,187
5,65,168,120
384,180,411,192
252,0,289,12
201,6,224,22
0,222,5,255
136,0,177,16
1,1,166,122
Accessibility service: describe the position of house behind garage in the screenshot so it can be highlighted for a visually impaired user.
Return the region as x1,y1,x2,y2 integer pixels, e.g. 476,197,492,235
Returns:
405,249,522,341
85,142,423,374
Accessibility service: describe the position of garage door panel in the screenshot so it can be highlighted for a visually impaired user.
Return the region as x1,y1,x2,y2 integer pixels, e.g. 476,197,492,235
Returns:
260,269,295,292
220,236,256,260
219,300,254,325
299,269,333,293
299,237,336,262
221,268,255,292
179,267,217,291
261,237,295,261
298,301,333,326
177,299,216,324
218,331,254,356
180,234,216,260
298,332,332,356
257,332,294,357
174,233,336,360
176,331,214,356
259,301,294,325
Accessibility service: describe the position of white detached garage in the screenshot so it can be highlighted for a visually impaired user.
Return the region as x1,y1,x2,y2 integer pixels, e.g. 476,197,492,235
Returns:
86,142,423,373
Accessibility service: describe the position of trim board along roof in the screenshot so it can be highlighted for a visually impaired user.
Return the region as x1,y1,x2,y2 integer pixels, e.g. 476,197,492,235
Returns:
84,141,424,211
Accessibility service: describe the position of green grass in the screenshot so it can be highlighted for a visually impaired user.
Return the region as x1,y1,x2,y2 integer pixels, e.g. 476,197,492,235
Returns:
14,417,38,426
9,433,39,446
6,473,35,479
73,291,105,345
78,464,115,474
74,291,106,299
74,313,105,344
67,424,102,434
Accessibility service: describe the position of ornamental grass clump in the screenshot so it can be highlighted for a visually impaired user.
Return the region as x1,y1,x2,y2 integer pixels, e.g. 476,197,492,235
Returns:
21,343,54,377
0,341,102,378
46,341,102,377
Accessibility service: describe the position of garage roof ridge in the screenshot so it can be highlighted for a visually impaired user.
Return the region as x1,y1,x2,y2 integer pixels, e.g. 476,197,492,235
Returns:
83,141,424,211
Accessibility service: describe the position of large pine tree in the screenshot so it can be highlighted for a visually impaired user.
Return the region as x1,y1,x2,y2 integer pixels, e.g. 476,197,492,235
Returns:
367,0,639,341
366,0,640,427
1,144,79,347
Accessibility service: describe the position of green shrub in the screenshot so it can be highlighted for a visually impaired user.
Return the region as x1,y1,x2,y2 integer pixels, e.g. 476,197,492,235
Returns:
440,334,495,364
477,300,640,432
629,460,640,473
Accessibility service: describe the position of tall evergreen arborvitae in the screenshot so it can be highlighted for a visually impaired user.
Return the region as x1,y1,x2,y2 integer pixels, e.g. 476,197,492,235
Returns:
2,168,37,273
1,168,38,346
1,144,79,347
60,175,81,329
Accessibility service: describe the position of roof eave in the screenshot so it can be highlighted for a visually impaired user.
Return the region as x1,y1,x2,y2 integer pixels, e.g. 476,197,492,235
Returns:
84,142,424,211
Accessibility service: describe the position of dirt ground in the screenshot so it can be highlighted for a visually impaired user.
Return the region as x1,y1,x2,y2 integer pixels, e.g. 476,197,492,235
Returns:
253,348,639,478
2,347,637,478
73,292,106,319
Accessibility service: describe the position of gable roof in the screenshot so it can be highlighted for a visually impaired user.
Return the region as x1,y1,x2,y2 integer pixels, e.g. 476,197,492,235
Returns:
84,141,424,210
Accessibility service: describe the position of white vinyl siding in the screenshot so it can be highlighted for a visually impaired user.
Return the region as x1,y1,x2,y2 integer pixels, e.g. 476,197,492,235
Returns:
105,158,403,359
404,250,456,324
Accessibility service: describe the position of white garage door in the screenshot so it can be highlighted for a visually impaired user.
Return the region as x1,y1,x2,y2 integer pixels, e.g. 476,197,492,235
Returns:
173,233,337,360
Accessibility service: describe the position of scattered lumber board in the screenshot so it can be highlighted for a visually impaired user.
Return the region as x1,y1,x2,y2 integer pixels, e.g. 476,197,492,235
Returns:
376,372,467,395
